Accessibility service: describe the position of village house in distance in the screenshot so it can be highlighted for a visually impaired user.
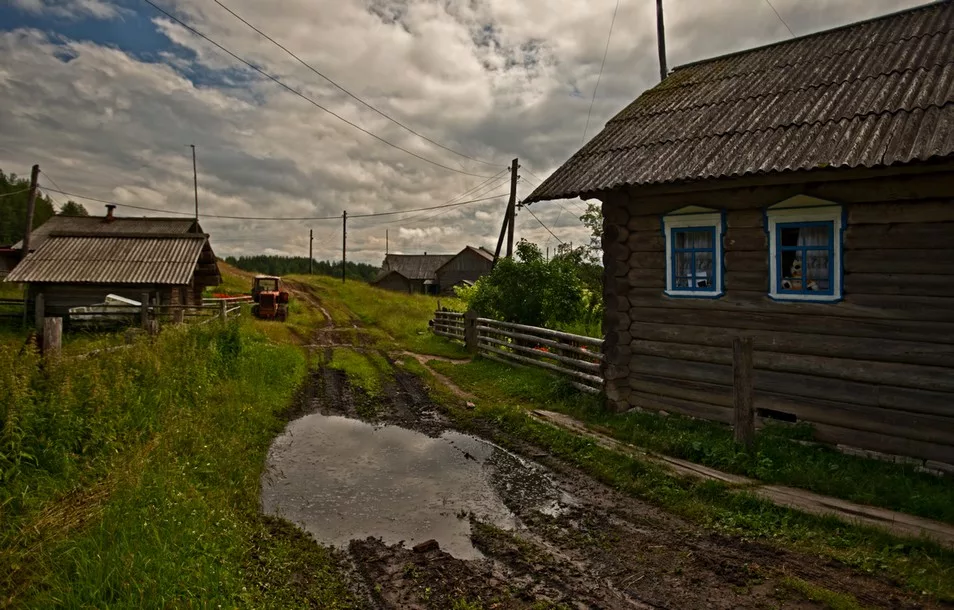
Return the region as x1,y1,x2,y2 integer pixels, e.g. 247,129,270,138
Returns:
372,245,494,295
6,204,221,317
526,1,954,466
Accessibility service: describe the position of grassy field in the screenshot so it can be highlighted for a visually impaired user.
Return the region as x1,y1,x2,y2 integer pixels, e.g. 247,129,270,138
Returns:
424,357,954,600
1,279,358,607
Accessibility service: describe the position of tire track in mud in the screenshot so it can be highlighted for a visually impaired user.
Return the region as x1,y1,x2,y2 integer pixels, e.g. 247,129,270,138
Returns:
276,289,940,610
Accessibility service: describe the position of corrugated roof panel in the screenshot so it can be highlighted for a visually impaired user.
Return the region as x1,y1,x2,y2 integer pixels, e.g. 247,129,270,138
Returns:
6,235,205,284
527,0,954,203
13,215,198,250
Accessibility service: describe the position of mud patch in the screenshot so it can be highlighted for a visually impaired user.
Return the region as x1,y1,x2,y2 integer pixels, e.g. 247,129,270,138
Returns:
261,413,571,561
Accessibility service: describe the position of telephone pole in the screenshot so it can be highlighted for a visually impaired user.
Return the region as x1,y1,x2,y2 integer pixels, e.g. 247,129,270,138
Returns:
21,164,39,261
309,229,313,274
190,145,199,226
656,0,667,81
386,229,389,256
492,158,519,267
342,210,348,283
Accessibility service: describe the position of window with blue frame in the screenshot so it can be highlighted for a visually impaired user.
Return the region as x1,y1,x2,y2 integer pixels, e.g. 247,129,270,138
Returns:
776,222,834,295
671,227,716,292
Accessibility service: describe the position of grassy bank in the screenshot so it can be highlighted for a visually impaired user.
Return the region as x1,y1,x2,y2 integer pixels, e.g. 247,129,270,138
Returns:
425,357,954,601
290,274,467,358
0,319,357,607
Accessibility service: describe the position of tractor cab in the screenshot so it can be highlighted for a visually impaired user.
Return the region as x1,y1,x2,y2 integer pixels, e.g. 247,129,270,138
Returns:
251,275,290,321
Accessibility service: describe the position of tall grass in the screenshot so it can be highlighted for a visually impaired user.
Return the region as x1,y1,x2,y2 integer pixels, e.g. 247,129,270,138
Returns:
0,320,357,607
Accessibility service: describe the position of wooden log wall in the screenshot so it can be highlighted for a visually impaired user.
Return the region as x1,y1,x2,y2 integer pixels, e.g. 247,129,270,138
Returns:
601,167,954,464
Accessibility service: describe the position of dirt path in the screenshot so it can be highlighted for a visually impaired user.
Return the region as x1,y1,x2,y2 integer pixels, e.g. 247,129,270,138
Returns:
267,291,940,609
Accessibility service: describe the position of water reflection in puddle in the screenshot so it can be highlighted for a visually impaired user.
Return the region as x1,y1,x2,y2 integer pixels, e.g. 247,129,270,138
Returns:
261,413,572,560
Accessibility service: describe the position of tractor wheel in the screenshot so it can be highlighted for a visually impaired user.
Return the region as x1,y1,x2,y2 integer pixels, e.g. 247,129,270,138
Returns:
252,304,260,318
277,305,288,322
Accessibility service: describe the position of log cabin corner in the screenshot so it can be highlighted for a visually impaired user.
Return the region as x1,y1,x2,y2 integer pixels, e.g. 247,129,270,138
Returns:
525,1,954,465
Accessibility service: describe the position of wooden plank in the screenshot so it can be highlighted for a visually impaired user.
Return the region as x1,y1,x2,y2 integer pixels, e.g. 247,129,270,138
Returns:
846,223,954,250
627,215,662,232
478,335,601,372
477,318,603,347
733,337,755,449
625,338,954,392
478,342,603,385
810,422,954,465
726,210,765,228
725,271,768,291
627,320,954,367
724,228,767,252
844,273,954,298
626,230,665,252
627,251,665,270
477,325,602,360
848,201,954,225
628,390,734,424
844,249,954,274
625,291,954,327
626,268,665,288
724,250,768,272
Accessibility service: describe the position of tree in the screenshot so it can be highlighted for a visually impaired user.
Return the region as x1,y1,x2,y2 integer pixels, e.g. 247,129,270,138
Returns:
579,201,603,264
0,169,55,245
59,200,89,216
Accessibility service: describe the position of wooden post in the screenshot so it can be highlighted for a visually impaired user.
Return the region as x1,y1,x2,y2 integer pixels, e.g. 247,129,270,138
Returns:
21,164,40,261
506,158,518,258
34,292,45,331
219,300,227,321
141,292,149,329
464,310,478,353
309,229,313,274
733,336,755,450
656,0,668,81
342,210,347,283
173,307,184,324
42,317,62,357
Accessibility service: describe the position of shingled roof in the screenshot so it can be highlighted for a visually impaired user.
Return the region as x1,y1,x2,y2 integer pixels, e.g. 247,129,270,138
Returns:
377,253,455,281
526,0,954,203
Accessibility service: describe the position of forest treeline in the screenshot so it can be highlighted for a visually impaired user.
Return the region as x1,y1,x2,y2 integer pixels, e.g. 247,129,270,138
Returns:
224,255,380,282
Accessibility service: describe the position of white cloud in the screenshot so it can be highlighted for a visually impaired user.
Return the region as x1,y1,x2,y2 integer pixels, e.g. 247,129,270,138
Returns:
0,0,925,263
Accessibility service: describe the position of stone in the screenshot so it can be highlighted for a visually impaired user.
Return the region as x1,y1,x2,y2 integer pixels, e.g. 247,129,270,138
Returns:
412,539,440,553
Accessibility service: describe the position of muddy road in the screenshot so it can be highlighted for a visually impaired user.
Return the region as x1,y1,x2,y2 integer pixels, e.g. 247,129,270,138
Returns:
261,294,937,608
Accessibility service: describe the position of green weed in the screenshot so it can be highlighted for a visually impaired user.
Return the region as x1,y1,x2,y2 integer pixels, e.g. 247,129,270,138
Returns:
781,577,864,610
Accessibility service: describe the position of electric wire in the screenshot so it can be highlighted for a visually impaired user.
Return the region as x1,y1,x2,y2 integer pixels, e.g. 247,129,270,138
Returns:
211,0,503,169
581,0,621,144
140,0,495,178
39,184,509,221
763,0,796,37
523,205,565,245
0,188,30,199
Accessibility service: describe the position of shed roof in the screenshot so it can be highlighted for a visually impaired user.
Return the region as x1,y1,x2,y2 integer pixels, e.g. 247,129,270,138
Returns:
12,216,198,250
379,253,455,281
435,246,495,273
6,234,207,284
526,0,954,203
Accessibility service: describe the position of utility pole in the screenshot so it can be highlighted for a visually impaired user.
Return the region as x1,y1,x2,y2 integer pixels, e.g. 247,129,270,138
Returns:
386,229,389,256
492,158,519,267
190,144,199,226
21,164,39,261
656,0,668,81
309,229,313,274
342,210,347,283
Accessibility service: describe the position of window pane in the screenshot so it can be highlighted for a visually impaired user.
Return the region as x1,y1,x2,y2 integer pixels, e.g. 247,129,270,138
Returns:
778,223,833,293
804,250,831,291
674,228,712,249
695,252,713,288
674,251,692,286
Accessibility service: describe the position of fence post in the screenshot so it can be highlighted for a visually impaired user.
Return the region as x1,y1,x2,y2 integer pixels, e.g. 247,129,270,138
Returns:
464,310,478,353
219,300,227,321
141,293,149,329
173,307,184,324
34,292,45,331
733,336,755,450
42,316,62,357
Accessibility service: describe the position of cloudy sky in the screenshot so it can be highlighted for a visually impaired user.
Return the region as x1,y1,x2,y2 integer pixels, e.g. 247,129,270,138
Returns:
0,0,925,264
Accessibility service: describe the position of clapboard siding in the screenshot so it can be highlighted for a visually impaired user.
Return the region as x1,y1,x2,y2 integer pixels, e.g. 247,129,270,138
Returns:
603,169,954,463
31,283,174,316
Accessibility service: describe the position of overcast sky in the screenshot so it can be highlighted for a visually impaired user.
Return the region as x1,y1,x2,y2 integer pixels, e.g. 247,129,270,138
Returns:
0,0,925,264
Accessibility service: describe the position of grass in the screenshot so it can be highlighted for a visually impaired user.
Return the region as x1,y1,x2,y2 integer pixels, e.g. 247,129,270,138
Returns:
432,357,954,525
0,281,24,299
290,274,468,358
328,347,389,397
0,318,358,607
424,357,954,601
782,577,864,610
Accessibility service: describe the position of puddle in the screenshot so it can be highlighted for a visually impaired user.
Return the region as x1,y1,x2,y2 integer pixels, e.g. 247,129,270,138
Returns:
261,413,572,560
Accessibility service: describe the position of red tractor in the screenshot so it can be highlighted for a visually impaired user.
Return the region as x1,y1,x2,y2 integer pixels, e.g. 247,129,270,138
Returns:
251,275,290,321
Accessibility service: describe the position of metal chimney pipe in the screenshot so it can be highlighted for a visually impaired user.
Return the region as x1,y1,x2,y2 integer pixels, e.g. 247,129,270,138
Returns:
656,0,668,81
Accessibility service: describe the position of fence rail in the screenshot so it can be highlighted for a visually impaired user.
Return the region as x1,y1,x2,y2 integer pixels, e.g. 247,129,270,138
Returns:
431,310,604,394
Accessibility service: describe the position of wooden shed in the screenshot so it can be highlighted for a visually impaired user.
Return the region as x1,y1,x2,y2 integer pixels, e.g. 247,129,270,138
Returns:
371,253,453,294
6,207,221,317
525,1,954,464
435,246,494,295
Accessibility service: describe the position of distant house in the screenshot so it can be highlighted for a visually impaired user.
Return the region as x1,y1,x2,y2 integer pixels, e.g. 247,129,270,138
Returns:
435,246,494,295
525,2,954,464
372,253,454,294
6,205,221,316
0,246,17,278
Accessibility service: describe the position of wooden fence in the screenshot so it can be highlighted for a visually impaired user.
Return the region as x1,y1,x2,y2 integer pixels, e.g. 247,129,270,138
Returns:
432,310,604,394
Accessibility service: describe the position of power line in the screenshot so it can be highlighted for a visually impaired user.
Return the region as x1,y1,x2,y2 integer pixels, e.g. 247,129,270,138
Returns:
522,204,565,245
39,184,508,221
519,177,586,218
581,0,621,144
0,188,30,199
140,0,494,179
212,0,502,170
763,0,795,37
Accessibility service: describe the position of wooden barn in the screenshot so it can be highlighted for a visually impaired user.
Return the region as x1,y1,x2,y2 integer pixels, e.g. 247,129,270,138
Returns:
435,246,495,294
371,253,453,294
525,2,954,465
6,205,221,317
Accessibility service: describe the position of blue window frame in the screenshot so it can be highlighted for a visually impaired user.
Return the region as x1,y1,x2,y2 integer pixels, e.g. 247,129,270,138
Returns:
775,221,835,296
670,227,717,293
